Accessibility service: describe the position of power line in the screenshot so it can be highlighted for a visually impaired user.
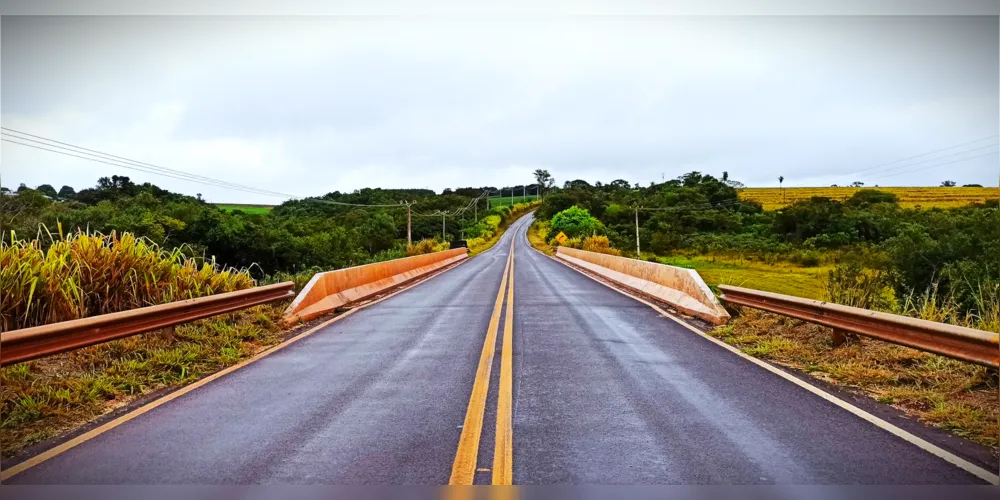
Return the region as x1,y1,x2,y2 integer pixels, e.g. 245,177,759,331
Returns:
864,150,998,182
852,142,999,181
1,129,406,208
833,134,998,180
2,128,292,198
1,137,293,199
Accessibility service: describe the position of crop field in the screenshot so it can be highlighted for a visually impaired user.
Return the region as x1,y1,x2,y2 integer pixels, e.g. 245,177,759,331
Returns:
215,204,274,215
487,195,539,208
739,186,997,210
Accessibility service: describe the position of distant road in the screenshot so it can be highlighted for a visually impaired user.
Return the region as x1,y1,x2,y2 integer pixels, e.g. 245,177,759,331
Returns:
4,214,987,484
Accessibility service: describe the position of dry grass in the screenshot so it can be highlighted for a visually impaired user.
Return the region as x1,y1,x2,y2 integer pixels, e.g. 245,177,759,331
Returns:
1,230,254,332
740,186,998,210
0,229,278,458
713,309,998,449
528,220,555,255
405,238,450,256
1,302,289,458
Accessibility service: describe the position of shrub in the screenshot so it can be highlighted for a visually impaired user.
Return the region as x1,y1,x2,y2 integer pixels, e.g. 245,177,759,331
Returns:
582,235,621,256
548,206,604,240
825,250,897,311
406,238,449,256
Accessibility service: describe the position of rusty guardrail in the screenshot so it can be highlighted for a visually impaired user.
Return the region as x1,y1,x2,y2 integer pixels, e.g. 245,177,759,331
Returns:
0,282,296,367
717,285,999,368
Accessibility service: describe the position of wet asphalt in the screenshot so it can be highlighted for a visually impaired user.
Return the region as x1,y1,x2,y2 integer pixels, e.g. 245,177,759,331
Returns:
4,214,987,484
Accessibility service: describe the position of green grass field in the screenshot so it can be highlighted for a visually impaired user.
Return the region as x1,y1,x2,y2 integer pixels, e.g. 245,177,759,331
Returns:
488,195,539,208
215,204,274,215
655,254,830,300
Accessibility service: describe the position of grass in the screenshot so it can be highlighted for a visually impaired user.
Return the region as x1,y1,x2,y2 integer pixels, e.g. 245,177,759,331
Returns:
654,254,830,300
527,220,555,255
215,204,273,215
487,195,539,208
0,229,280,457
740,186,998,210
1,230,255,331
1,302,290,458
713,309,998,449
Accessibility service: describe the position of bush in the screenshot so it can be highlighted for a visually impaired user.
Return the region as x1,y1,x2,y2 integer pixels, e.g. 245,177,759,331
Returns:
825,250,897,311
548,206,604,240
406,238,449,256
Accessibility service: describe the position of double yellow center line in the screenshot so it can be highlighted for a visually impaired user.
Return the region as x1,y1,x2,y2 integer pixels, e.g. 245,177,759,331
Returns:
449,236,516,485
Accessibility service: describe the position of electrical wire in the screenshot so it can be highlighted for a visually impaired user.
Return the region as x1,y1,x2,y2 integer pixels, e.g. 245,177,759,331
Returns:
832,134,998,180
1,129,408,208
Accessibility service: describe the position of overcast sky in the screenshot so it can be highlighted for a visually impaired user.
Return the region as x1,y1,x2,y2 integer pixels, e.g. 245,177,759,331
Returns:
1,13,997,203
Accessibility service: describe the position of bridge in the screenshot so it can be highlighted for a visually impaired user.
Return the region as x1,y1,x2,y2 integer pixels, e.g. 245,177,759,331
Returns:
1,214,995,485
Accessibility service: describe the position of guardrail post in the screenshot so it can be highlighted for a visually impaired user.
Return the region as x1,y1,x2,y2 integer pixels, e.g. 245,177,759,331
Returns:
158,325,175,342
831,328,859,347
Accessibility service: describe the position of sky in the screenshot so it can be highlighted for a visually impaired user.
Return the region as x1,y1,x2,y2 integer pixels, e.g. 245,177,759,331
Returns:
1,10,998,203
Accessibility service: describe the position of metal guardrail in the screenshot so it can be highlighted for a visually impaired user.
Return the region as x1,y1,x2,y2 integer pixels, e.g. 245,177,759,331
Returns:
717,285,999,368
0,282,296,367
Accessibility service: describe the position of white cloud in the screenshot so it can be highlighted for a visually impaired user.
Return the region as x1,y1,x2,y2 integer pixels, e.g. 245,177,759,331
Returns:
1,15,996,202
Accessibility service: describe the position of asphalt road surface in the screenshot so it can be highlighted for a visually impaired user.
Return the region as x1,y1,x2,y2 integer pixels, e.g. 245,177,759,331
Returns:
4,213,987,485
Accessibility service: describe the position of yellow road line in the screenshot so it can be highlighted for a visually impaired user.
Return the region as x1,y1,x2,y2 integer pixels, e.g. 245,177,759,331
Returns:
493,239,515,485
449,239,514,485
0,257,471,482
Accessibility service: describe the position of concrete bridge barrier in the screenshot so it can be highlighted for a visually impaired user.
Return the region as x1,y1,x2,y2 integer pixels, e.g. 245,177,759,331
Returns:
282,248,468,326
555,247,730,325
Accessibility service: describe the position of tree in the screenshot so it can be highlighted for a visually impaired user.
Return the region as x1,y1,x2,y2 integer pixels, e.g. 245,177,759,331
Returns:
850,181,865,188
58,185,76,199
609,179,631,190
963,184,983,187
549,205,604,239
17,183,29,193
845,189,899,207
533,169,554,197
36,184,58,198
940,180,957,187
779,176,785,204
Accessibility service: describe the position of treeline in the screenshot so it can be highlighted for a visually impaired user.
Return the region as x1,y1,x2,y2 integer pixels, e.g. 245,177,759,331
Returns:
1,176,533,277
535,172,999,315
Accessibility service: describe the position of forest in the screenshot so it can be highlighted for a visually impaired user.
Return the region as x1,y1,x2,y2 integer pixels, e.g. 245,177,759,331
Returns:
535,172,999,321
1,176,538,278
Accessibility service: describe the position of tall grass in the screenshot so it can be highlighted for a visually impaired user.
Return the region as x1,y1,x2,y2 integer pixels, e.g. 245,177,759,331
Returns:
826,259,999,334
1,229,254,332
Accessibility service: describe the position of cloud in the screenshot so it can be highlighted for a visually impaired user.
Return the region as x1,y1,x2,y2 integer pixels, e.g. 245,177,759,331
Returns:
2,15,996,202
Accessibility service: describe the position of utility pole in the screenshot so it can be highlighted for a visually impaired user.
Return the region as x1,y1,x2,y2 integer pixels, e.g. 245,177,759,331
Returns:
399,200,416,247
510,186,513,206
441,211,447,241
634,205,641,257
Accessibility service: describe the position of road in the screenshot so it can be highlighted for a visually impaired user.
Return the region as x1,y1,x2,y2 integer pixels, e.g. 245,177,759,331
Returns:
4,214,987,484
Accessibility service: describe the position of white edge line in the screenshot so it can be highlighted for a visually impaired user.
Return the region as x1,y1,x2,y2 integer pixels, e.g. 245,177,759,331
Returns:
523,223,999,485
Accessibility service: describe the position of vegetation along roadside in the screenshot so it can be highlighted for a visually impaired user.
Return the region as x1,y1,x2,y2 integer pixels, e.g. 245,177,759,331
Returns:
528,172,998,452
